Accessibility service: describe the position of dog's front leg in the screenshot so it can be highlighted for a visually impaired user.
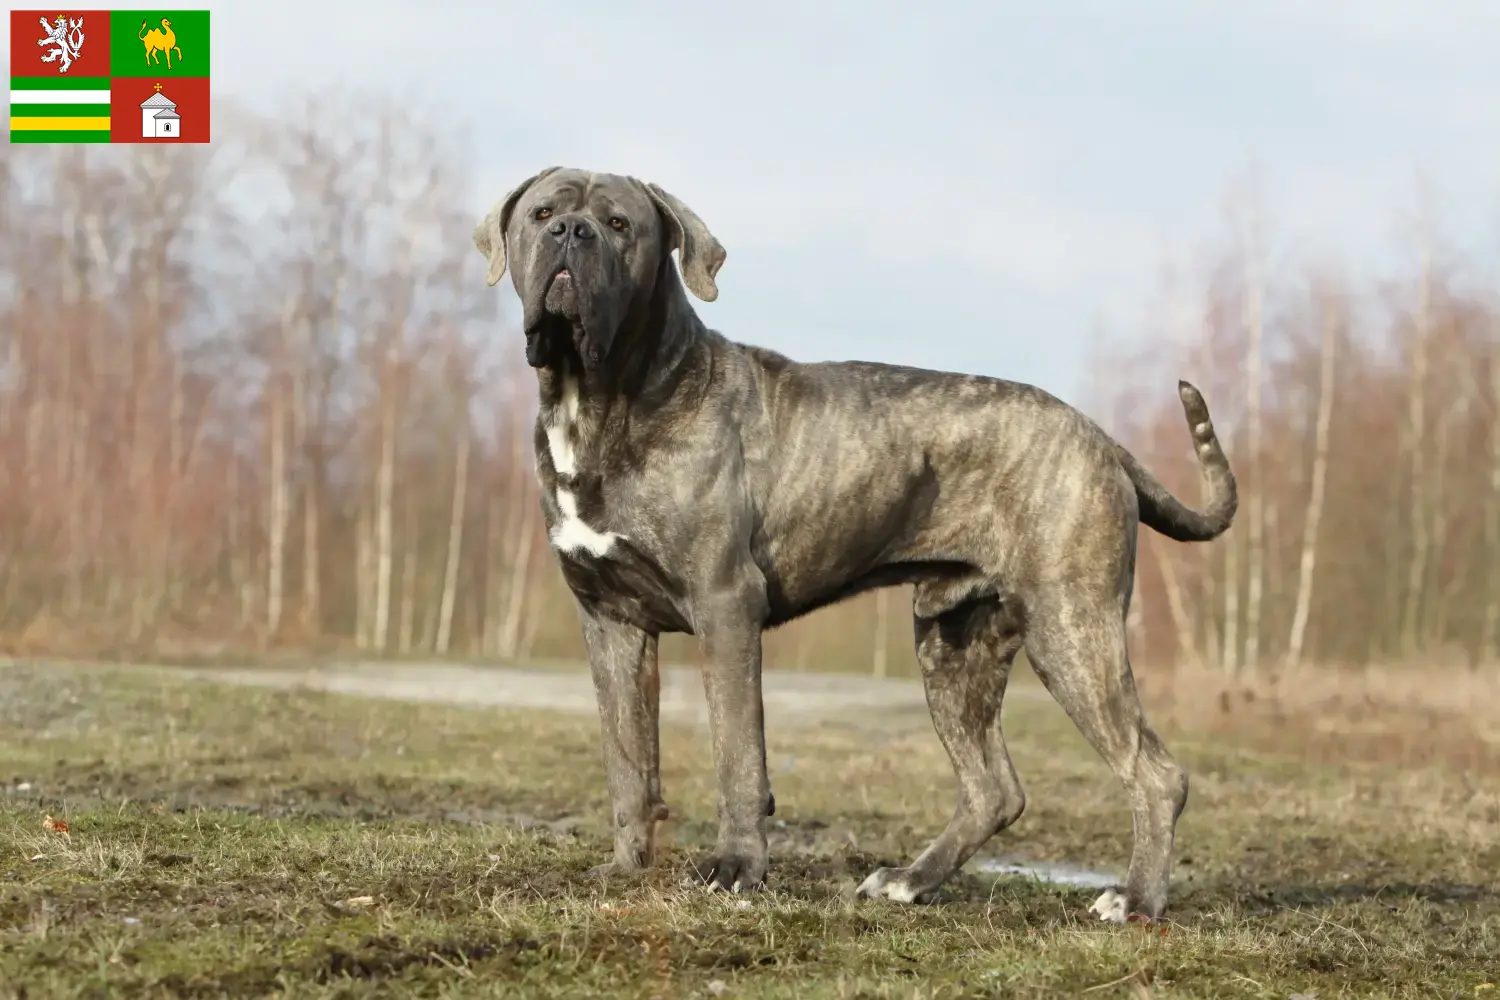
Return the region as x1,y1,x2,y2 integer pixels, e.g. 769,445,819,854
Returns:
580,611,668,876
693,586,772,892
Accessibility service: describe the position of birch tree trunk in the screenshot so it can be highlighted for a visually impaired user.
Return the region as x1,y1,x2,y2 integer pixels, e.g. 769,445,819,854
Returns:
398,489,418,654
127,258,163,643
435,413,471,655
288,307,309,633
1399,237,1432,658
227,455,253,627
266,385,288,641
1153,540,1201,670
164,353,186,612
301,267,342,636
301,441,321,634
1285,284,1338,671
481,491,502,657
497,409,536,658
1483,326,1500,662
59,205,85,617
355,501,375,650
1241,205,1266,675
518,564,545,661
372,354,399,652
1426,391,1467,649
497,490,537,660
1220,482,1241,674
266,299,296,640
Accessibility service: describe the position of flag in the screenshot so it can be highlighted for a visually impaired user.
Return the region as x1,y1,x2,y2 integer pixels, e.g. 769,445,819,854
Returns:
109,9,210,78
8,9,211,144
9,75,113,144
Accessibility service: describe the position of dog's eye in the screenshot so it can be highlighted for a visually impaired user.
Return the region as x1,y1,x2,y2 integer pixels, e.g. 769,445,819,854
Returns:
535,206,553,221
609,216,629,232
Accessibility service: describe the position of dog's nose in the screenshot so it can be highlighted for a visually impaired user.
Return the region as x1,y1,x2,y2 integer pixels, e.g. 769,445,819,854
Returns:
548,214,597,244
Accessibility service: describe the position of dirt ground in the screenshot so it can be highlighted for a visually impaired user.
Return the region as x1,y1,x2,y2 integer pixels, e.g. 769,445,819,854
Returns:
1,658,1497,998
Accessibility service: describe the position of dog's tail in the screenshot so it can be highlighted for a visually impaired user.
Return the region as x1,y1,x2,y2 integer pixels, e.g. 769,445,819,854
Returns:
1118,380,1237,543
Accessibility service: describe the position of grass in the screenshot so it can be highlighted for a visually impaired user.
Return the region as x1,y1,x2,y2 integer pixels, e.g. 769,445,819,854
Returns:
1,662,1497,998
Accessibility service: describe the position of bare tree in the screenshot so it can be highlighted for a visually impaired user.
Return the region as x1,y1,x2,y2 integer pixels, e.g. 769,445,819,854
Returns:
265,295,296,640
8,97,1500,678
435,346,472,656
355,499,374,649
1399,222,1434,658
371,348,399,652
398,483,419,654
1483,308,1500,662
1239,183,1267,673
1425,363,1472,651
495,405,538,660
1220,476,1241,674
1285,278,1339,671
871,586,890,677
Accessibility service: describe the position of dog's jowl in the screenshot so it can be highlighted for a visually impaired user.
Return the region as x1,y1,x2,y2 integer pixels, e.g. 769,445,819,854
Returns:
473,167,1237,921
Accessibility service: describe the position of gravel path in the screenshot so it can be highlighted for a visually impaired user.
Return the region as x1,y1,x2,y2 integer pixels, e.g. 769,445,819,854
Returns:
182,661,979,729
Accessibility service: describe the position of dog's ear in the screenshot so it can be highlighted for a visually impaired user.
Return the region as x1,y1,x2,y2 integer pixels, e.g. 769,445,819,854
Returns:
643,182,726,302
473,166,562,287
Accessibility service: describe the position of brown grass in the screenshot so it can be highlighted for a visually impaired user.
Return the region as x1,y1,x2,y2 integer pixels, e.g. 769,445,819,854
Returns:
1136,659,1500,777
1,660,1497,997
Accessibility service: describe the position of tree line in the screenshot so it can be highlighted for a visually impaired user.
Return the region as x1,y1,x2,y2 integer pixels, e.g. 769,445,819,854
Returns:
1,102,1492,676
1098,175,1500,675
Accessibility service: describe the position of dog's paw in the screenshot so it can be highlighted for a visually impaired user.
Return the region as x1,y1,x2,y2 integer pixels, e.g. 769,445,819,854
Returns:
855,867,932,904
693,853,767,893
1089,889,1129,924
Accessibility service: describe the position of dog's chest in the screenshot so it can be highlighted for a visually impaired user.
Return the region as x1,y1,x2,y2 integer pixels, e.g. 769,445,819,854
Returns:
541,379,622,558
539,380,689,632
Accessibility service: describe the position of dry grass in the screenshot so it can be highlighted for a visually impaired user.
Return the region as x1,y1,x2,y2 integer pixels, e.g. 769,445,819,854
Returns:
1136,658,1500,777
1,661,1497,998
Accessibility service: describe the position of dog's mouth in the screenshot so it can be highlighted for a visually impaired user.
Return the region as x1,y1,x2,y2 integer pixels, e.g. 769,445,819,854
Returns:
544,268,581,320
525,268,592,369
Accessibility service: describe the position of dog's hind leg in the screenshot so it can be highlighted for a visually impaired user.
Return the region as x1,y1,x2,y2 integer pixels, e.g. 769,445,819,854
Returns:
580,612,669,876
1024,592,1187,923
857,592,1026,903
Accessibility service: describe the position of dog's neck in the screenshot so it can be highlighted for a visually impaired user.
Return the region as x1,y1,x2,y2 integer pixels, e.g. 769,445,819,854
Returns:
539,261,703,402
535,260,706,469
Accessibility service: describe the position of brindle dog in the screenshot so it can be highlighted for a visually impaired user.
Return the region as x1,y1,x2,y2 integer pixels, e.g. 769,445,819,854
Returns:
472,166,1236,923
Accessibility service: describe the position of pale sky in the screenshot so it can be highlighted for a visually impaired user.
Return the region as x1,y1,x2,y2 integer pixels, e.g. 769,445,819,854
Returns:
9,1,1500,401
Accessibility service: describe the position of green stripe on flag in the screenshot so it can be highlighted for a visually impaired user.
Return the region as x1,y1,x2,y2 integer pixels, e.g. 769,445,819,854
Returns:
9,104,111,117
10,76,111,90
8,130,112,144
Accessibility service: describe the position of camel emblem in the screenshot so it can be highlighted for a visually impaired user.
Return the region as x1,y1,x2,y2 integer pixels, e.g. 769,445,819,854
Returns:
138,18,182,69
37,14,86,74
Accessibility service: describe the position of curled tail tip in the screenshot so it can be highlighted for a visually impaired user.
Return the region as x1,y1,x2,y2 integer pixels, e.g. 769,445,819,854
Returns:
1177,380,1213,429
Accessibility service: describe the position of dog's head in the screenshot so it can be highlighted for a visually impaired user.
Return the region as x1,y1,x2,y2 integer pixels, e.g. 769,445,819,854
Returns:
472,167,725,371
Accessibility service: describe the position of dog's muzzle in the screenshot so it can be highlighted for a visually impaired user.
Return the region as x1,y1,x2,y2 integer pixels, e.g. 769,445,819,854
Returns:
546,270,580,318
525,269,605,370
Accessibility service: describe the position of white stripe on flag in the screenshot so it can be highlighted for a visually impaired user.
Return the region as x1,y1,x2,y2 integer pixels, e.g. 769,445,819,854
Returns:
10,90,111,104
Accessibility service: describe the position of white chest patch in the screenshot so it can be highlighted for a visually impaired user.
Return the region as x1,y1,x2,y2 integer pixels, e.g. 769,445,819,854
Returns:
551,488,624,558
542,376,626,558
545,376,581,477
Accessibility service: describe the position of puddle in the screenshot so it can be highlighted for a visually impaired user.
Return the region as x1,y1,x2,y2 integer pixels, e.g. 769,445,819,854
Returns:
972,857,1118,890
